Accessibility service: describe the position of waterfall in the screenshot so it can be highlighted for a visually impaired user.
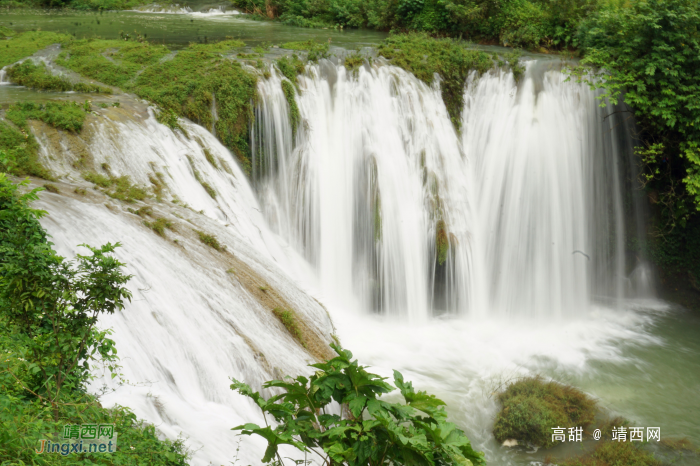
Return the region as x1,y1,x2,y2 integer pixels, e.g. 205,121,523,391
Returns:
29,55,657,466
252,58,651,321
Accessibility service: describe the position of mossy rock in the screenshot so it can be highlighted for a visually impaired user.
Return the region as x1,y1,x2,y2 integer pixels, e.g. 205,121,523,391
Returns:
493,377,596,448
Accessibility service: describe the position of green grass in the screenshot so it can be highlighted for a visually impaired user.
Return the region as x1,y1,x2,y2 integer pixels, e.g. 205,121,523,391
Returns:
6,101,87,133
493,377,597,448
195,230,224,251
43,183,59,193
0,31,72,69
272,307,306,347
377,34,493,127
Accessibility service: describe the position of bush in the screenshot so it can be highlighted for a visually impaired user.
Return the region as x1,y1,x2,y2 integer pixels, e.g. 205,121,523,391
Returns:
6,101,87,133
231,344,486,466
493,377,596,448
0,175,188,465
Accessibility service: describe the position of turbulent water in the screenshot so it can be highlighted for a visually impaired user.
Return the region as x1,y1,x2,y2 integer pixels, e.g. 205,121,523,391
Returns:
29,56,672,466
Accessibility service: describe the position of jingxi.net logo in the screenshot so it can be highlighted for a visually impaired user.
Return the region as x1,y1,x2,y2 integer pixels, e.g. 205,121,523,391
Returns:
35,424,117,456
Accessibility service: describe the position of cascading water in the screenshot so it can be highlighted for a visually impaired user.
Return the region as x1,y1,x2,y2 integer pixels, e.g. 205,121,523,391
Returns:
253,58,651,322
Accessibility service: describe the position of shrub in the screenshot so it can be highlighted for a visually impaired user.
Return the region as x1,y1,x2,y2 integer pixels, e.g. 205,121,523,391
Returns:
493,376,596,448
231,344,486,466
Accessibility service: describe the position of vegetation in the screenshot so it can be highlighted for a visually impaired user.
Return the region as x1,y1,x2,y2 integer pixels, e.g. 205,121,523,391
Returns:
6,101,87,133
82,172,148,203
195,230,224,251
280,80,300,138
435,220,449,266
0,31,72,69
272,307,305,347
378,34,492,126
493,377,596,448
557,442,660,466
6,61,113,94
231,344,485,466
144,217,175,238
281,40,330,61
0,175,189,465
572,0,700,302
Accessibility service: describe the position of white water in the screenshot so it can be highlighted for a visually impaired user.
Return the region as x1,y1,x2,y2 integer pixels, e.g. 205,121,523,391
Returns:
254,59,652,321
35,110,333,465
31,57,664,466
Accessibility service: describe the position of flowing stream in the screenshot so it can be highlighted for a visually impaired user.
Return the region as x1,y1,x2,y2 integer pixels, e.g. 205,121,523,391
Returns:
2,11,699,464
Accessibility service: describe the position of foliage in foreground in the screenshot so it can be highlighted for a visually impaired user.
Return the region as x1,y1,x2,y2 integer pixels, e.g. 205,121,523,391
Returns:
231,343,485,466
492,376,596,448
0,174,189,464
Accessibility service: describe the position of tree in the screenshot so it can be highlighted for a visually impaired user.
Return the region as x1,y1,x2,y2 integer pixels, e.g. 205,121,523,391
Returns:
576,0,700,230
231,344,485,466
0,175,132,409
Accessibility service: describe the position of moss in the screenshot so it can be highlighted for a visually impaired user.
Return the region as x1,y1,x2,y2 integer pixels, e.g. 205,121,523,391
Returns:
74,187,86,195
148,172,167,200
42,183,59,194
493,377,596,448
559,442,661,466
276,54,305,83
272,307,306,347
144,217,174,238
343,52,365,76
436,219,449,266
203,149,219,169
156,108,181,131
6,61,72,92
6,101,87,133
504,50,525,82
196,230,224,251
281,40,330,61
56,39,170,89
280,79,300,138
377,34,493,128
0,30,72,69
82,171,112,187
186,156,217,199
82,172,148,203
129,206,153,217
